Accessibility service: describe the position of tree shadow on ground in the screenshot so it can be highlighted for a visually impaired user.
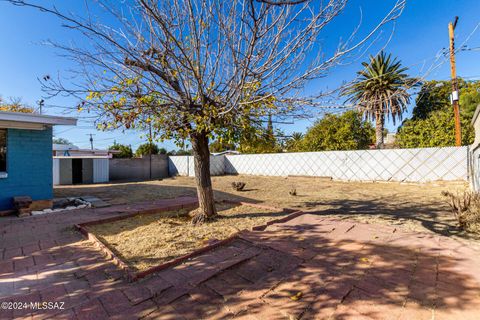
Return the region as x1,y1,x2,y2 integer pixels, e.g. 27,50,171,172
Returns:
298,197,479,241
54,181,259,206
55,179,472,242
152,218,480,319
2,207,479,319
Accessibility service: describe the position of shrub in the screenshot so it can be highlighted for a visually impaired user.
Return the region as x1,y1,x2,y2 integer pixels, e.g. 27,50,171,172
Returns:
109,142,133,158
135,143,159,157
442,191,480,232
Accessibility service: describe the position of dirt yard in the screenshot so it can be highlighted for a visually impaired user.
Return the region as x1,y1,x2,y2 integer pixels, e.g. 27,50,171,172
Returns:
55,175,470,238
88,203,284,270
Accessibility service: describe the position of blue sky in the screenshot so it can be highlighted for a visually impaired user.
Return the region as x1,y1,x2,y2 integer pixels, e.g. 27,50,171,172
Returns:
1,0,479,150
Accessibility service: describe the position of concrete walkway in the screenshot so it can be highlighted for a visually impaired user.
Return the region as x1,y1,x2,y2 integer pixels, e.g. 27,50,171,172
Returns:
1,201,479,319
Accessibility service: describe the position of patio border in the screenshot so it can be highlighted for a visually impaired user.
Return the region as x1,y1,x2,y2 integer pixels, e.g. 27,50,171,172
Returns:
75,200,305,282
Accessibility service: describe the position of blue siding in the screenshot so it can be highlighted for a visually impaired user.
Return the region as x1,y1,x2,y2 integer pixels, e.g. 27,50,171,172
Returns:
0,128,53,210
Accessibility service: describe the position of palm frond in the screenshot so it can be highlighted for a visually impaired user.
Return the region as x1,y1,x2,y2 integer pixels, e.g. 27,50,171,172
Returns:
341,51,415,123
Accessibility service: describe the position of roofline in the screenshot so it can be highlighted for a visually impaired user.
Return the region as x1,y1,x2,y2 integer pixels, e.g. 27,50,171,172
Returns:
54,148,120,153
0,111,77,126
53,156,110,159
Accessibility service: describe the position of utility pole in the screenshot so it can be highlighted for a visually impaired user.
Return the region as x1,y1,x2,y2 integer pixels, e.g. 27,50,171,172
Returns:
448,16,462,146
87,134,95,150
37,99,44,114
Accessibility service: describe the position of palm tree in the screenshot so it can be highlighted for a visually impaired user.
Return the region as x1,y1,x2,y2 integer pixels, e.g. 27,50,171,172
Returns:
342,51,414,148
286,132,304,151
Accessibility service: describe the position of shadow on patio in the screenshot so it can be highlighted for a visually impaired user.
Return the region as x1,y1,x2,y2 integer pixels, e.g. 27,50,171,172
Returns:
297,197,479,241
146,217,480,319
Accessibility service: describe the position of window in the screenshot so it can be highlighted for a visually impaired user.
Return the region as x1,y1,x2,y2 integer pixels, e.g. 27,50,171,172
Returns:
0,129,6,173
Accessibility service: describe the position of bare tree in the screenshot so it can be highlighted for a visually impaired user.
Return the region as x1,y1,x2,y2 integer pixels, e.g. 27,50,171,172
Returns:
7,0,406,223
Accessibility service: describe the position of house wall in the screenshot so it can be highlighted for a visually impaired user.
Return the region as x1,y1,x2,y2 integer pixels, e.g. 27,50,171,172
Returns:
59,159,73,185
53,158,109,185
469,104,480,191
0,128,53,210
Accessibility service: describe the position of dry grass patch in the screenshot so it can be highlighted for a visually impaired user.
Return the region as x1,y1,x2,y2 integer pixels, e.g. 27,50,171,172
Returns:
87,203,285,271
57,175,469,236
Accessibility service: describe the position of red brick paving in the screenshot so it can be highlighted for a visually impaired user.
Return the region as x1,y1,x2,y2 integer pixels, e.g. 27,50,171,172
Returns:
1,200,480,319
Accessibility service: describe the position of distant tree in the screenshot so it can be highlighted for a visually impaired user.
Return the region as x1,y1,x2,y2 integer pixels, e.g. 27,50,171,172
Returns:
209,140,235,153
0,97,35,113
234,114,282,153
158,147,167,155
172,149,193,156
53,137,74,145
109,141,133,158
300,110,374,151
459,81,480,121
237,128,282,154
397,109,474,147
285,132,304,152
342,52,416,148
411,80,452,120
136,143,159,157
397,79,479,147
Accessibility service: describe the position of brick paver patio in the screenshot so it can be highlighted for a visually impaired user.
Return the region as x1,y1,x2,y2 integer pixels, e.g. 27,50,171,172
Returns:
1,199,480,319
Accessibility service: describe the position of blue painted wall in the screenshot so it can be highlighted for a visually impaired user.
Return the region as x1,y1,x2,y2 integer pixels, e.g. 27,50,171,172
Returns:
0,127,53,210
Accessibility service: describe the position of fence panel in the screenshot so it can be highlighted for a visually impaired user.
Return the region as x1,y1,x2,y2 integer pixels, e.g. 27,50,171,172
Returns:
168,155,225,177
110,155,169,181
222,146,468,182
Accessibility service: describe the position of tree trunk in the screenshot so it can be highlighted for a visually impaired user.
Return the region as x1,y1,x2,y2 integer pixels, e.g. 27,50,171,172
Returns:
375,113,385,149
190,132,217,224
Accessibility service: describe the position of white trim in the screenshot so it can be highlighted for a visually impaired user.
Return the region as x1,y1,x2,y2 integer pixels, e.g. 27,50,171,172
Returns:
53,156,110,159
53,158,60,185
0,120,47,130
0,172,7,179
0,111,77,126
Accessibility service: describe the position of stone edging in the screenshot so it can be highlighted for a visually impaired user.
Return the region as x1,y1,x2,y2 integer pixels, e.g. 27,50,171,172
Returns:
76,200,304,282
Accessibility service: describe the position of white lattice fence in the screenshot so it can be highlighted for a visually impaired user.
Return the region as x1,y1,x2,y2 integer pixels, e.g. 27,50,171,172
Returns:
223,147,469,182
169,147,469,182
168,155,224,177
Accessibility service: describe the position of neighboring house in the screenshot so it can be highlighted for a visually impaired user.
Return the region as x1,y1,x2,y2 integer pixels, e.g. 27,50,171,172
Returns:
0,111,76,212
470,104,480,191
53,155,110,185
52,144,119,158
52,145,117,185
